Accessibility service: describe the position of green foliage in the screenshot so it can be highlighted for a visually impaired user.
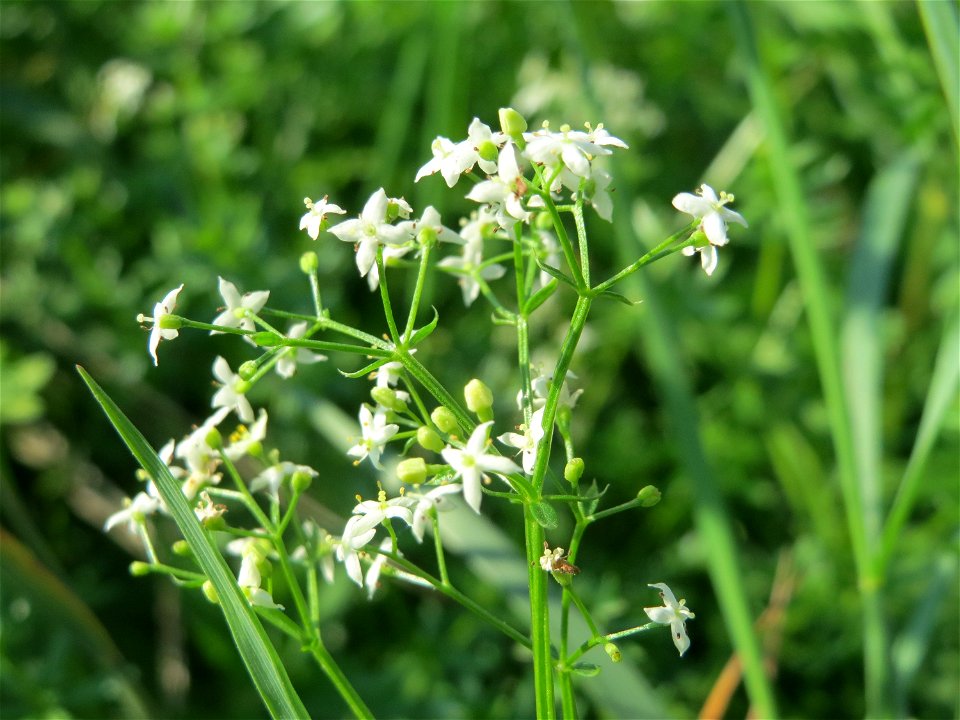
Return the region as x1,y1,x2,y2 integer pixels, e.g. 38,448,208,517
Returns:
1,1,956,718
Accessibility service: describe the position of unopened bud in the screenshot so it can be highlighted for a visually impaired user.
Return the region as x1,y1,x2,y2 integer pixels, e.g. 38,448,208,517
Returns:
604,642,622,663
637,485,661,507
371,386,406,413
252,331,281,347
499,107,528,138
564,457,584,485
431,406,459,435
300,251,319,274
129,561,151,577
172,540,192,557
397,457,427,485
201,580,219,605
291,469,314,493
477,139,499,163
464,379,494,421
417,426,445,452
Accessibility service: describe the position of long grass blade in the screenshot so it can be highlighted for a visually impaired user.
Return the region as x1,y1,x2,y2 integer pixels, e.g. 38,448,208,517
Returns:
77,366,310,720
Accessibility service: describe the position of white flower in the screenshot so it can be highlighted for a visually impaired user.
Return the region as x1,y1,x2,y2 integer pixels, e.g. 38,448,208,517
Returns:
234,539,284,610
211,356,255,423
276,322,326,378
211,277,270,334
223,409,268,461
465,143,532,229
437,238,507,307
328,188,412,278
336,491,415,587
644,582,695,657
398,205,463,246
524,122,627,179
299,195,346,240
462,117,506,175
672,184,747,276
175,407,230,496
194,490,226,523
139,284,184,366
375,360,404,388
498,407,546,475
250,461,317,499
411,483,463,542
415,136,475,188
346,404,399,469
441,421,522,513
521,371,583,411
103,489,161,533
539,543,579,575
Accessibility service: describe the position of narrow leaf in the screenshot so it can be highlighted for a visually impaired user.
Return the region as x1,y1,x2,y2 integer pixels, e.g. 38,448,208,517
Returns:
535,260,577,289
410,306,440,346
77,366,310,720
531,501,559,530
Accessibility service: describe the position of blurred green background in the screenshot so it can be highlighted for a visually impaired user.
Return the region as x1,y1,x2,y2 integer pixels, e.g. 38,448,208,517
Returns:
1,1,957,718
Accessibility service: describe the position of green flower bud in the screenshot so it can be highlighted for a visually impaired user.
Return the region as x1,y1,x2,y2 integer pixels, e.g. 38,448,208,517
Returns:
300,251,319,274
604,642,622,663
291,469,314,493
235,379,252,395
464,379,494,421
564,457,585,485
371,386,406,413
129,561,151,577
172,540,192,557
431,406,459,435
417,426,445,452
477,139,499,163
201,580,220,605
637,485,661,507
499,107,528,138
238,360,258,381
397,457,427,485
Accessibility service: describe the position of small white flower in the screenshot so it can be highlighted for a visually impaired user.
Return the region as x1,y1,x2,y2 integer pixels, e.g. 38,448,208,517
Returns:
411,483,463,542
328,188,412,278
234,539,284,610
539,542,580,575
462,117,506,175
672,184,747,276
138,284,184,366
276,322,326,379
211,277,270,334
223,409,268,461
398,205,464,246
465,143,532,229
437,238,507,307
211,356,255,423
415,136,475,188
336,490,415,587
644,582,695,657
521,371,583,412
524,122,626,179
194,490,226,523
103,490,161,533
175,407,231,496
375,360,404,388
299,195,346,240
250,461,317,499
346,404,399,469
498,407,546,475
441,421,522,513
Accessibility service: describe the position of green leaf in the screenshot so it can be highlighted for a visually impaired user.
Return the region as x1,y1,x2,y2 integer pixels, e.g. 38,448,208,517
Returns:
76,366,310,720
530,501,559,529
570,662,601,677
409,306,440,346
597,288,638,306
579,480,602,518
339,357,391,380
524,278,559,314
535,260,577,289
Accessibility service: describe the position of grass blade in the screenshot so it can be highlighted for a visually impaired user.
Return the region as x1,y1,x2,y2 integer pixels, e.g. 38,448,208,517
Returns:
77,366,310,720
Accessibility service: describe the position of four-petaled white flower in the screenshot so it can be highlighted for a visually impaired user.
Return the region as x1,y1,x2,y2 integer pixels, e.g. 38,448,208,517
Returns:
337,491,415,586
139,284,184,366
498,407,546,475
299,195,346,240
223,408,268,461
346,404,399,469
211,277,270,334
104,488,162,533
524,122,627,179
415,136,475,188
276,322,327,379
411,483,463,542
672,184,747,276
437,237,507,307
441,421,522,514
644,582,695,657
329,188,412,279
465,143,532,229
211,356,255,423
521,371,583,412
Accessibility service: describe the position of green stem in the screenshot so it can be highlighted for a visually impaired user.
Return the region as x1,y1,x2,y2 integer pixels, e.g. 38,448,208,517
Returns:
524,507,555,719
590,223,694,295
309,643,374,719
376,247,402,345
404,238,433,341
